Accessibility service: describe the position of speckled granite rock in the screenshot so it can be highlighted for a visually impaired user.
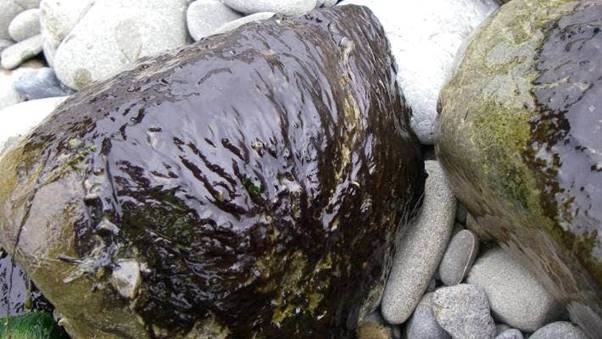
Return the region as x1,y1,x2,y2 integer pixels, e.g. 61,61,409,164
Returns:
436,1,602,336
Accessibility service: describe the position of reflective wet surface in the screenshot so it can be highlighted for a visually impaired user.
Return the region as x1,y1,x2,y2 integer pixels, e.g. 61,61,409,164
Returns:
3,6,424,338
528,0,602,288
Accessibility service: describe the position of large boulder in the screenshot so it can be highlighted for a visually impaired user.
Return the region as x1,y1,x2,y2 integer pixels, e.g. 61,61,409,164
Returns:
436,0,602,337
0,6,425,338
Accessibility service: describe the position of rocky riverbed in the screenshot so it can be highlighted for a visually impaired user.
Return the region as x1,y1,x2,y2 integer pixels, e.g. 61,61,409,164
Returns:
0,0,600,338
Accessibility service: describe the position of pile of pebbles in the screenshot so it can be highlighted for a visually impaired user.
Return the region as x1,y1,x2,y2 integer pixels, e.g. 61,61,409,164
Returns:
0,0,595,338
358,159,589,339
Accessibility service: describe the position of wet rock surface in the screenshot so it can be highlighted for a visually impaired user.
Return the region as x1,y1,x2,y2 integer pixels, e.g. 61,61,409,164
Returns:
436,0,602,336
0,6,425,338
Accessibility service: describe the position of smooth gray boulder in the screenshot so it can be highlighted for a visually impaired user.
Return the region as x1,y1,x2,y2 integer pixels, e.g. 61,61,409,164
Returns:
381,160,456,324
467,247,563,332
433,284,496,339
39,0,94,66
186,0,242,41
53,0,189,89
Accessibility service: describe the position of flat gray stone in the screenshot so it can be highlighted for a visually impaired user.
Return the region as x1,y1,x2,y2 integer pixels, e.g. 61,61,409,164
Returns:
213,12,275,35
8,8,40,42
0,0,25,40
495,329,523,339
1,34,42,69
222,0,317,16
439,229,479,286
39,0,94,66
186,0,242,41
405,293,451,339
529,322,589,339
432,284,496,339
13,67,72,100
466,247,563,332
338,0,498,144
53,0,189,89
381,160,456,324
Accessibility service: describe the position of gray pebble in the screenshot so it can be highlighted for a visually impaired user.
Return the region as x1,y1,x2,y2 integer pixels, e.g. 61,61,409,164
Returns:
213,12,275,35
495,329,523,339
13,67,72,100
529,322,589,339
8,8,40,42
438,229,479,286
1,34,42,69
466,247,563,332
187,0,242,41
222,0,317,16
0,0,24,40
405,293,451,339
432,284,496,339
381,160,456,324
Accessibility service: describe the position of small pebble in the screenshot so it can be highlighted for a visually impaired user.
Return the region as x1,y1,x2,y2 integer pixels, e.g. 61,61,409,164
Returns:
467,247,563,332
438,229,479,286
432,284,496,339
213,12,275,35
495,324,511,335
222,0,317,16
495,329,523,339
381,160,456,324
0,0,24,40
187,0,242,41
1,34,42,69
13,67,73,100
405,293,451,339
529,321,589,339
8,8,40,42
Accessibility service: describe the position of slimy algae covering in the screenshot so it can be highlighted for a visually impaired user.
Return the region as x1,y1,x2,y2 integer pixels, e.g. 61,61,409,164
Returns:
0,6,425,338
437,0,602,336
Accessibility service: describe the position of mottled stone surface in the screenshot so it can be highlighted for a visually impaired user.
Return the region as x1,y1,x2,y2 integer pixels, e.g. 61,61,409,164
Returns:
432,284,496,339
436,0,602,336
405,293,451,339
